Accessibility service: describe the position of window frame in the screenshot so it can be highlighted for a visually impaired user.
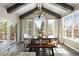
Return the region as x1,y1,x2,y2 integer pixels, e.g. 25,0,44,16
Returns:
63,10,79,40
63,14,74,39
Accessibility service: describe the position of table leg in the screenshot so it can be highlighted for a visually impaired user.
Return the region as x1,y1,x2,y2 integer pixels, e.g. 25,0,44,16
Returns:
29,48,32,51
51,48,54,56
24,43,26,49
49,39,51,43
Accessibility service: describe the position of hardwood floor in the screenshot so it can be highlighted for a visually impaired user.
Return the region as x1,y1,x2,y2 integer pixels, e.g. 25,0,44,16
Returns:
54,44,79,56
7,42,79,56
0,42,79,56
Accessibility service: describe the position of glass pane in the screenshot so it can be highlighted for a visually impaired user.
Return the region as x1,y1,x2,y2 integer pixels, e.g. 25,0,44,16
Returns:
64,15,73,28
74,12,79,39
0,19,7,40
27,20,34,36
63,29,66,36
74,29,79,39
74,12,79,28
66,29,72,38
23,19,34,38
64,15,73,38
48,20,55,35
10,24,17,44
35,16,45,35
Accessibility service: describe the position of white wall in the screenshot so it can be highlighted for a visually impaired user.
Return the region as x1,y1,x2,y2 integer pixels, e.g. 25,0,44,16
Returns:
0,5,20,43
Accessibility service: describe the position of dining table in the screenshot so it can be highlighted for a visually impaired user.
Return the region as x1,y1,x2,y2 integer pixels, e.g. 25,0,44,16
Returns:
24,35,58,56
26,42,55,56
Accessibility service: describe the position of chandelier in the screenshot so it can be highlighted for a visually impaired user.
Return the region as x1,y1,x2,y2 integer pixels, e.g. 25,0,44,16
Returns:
36,3,44,18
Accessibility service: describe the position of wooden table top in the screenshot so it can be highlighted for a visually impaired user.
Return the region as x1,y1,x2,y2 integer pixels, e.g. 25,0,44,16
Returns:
26,43,55,48
24,37,58,40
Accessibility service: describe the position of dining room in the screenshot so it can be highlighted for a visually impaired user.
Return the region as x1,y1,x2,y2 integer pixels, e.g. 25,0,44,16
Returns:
0,3,79,56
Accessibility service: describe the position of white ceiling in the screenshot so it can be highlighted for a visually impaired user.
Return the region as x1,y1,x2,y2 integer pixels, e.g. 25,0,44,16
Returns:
43,3,70,16
13,3,36,15
0,3,79,18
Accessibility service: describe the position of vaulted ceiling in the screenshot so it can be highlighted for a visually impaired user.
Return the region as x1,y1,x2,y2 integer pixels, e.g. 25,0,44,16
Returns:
1,3,79,19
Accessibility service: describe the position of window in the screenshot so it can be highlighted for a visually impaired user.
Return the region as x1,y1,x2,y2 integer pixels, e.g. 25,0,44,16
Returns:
63,11,79,39
10,24,17,44
63,15,73,38
35,16,46,35
23,19,34,37
27,20,34,36
74,12,79,39
66,28,72,38
0,19,7,40
23,18,58,38
64,15,73,28
48,19,55,35
74,29,79,38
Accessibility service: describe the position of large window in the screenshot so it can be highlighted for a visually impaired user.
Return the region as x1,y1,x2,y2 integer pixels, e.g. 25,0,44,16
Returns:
23,19,34,38
23,18,57,38
27,20,34,36
63,15,73,38
35,16,46,36
0,19,7,40
74,12,79,39
48,19,55,35
24,20,34,36
63,11,79,39
10,24,17,44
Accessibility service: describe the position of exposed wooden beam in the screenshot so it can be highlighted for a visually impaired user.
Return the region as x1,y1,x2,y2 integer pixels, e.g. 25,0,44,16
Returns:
42,7,61,18
20,7,38,19
56,3,74,11
7,3,27,13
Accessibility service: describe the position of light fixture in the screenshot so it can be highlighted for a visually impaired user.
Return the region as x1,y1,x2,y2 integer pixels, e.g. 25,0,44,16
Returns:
36,3,43,18
35,3,45,30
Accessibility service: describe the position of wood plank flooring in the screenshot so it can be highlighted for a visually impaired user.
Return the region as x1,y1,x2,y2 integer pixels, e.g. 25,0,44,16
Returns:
0,42,79,56
8,42,79,56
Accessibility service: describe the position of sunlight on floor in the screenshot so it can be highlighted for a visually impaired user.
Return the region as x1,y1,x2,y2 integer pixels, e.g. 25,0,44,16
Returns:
54,44,71,55
54,48,70,54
